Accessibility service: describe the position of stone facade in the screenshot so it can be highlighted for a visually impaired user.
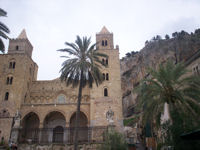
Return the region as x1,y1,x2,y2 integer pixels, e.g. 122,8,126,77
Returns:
0,27,123,144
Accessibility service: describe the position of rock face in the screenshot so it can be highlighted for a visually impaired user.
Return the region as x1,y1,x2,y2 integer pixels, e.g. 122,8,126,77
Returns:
120,29,200,117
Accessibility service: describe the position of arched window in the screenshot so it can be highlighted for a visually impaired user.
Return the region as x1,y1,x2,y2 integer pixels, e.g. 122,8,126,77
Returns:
6,77,9,84
106,59,108,65
106,73,109,80
6,77,13,85
103,73,105,80
5,92,9,100
16,45,19,50
9,62,12,68
105,40,107,46
9,61,16,69
104,88,108,97
102,40,104,46
10,77,13,84
102,59,105,65
13,62,15,69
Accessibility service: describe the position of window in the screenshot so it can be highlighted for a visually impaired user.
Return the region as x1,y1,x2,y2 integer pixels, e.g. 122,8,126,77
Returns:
106,59,108,65
105,40,107,46
9,61,16,69
104,88,108,97
57,94,66,103
103,73,105,80
102,40,104,46
193,64,200,75
5,92,9,100
106,73,109,80
102,59,105,65
6,77,13,85
6,77,9,84
16,45,19,50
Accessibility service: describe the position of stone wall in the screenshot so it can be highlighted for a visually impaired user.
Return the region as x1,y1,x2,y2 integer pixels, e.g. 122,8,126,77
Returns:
19,143,101,150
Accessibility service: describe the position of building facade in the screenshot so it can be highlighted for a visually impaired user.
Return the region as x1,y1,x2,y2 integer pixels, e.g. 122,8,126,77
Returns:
0,27,123,144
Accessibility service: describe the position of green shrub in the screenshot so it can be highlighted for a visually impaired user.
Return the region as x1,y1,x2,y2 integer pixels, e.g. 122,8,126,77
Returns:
98,130,127,150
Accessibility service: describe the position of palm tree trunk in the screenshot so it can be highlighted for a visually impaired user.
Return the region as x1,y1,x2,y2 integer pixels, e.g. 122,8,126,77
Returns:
74,70,83,150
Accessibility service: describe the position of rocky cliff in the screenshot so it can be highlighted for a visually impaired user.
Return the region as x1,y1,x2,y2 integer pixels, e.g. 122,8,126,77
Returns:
120,29,200,117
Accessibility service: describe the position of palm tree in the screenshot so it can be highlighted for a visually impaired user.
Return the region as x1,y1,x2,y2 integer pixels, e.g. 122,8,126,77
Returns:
0,8,10,53
136,61,200,129
58,36,107,150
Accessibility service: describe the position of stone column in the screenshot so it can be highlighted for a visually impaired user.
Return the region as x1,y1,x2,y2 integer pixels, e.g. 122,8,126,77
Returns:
38,122,43,143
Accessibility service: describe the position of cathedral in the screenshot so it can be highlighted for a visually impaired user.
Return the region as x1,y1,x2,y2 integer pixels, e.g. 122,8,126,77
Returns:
0,27,123,145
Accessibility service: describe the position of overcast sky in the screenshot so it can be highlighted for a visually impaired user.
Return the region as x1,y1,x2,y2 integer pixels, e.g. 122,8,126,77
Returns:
1,0,200,80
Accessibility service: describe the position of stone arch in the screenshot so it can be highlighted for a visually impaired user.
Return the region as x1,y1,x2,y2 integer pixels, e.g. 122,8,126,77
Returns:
20,112,40,143
22,110,41,123
68,108,89,124
21,112,40,129
43,111,66,128
69,111,89,143
42,109,66,123
42,111,66,143
69,111,88,127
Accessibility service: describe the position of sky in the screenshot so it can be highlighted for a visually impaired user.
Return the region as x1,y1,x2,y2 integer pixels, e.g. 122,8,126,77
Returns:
1,0,200,80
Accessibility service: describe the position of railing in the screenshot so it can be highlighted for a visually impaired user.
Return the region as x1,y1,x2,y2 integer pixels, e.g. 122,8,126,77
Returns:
18,126,107,144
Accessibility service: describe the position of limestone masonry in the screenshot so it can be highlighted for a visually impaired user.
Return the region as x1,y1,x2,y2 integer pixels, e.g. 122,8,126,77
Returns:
0,27,123,143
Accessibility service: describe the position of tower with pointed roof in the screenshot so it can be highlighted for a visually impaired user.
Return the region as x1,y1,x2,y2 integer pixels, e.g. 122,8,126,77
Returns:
90,26,123,130
8,29,33,57
96,26,114,50
0,29,38,142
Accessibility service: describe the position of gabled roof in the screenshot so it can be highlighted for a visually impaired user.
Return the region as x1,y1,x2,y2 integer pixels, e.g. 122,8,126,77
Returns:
99,26,110,34
17,29,28,39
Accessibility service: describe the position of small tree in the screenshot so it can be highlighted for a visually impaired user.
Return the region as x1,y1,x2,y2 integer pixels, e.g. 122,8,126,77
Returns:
165,34,170,40
98,130,128,150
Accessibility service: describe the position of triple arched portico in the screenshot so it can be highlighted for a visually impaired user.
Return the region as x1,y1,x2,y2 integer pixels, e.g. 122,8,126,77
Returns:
20,110,89,143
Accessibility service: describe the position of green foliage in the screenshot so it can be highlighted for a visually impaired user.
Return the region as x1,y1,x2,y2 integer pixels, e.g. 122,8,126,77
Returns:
135,61,200,127
164,108,200,150
165,34,170,40
58,36,107,150
98,130,128,150
58,36,108,88
0,8,10,53
123,118,134,126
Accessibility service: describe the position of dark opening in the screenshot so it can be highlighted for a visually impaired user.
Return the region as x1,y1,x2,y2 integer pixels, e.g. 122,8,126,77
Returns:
6,77,9,84
103,73,105,80
104,88,108,97
106,59,108,65
102,59,105,65
9,62,12,68
10,77,13,84
16,45,19,50
106,73,109,80
5,92,9,100
102,40,104,46
53,126,64,143
105,40,107,46
13,62,15,69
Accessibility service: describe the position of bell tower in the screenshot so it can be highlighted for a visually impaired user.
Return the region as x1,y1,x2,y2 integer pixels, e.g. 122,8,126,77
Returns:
96,26,114,50
8,29,33,57
90,26,123,130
